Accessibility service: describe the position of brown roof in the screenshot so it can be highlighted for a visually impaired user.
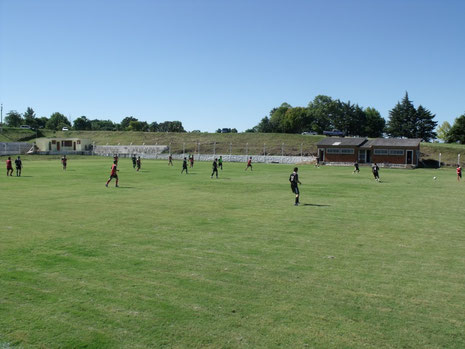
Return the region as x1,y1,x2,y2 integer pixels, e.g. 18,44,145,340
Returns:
369,138,421,147
317,137,368,147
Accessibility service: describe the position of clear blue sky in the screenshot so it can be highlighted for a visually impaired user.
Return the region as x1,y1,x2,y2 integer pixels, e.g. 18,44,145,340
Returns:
1,0,464,132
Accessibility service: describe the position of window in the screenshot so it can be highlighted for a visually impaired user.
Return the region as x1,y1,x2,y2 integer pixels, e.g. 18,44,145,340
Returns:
52,140,56,144
326,148,341,154
340,148,354,154
389,149,404,156
77,140,81,144
374,149,388,155
63,140,73,147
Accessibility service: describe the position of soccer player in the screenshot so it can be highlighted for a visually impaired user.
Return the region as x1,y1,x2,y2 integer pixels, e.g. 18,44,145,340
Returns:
168,154,173,166
132,154,137,169
113,154,119,165
289,167,302,206
15,156,23,177
136,156,141,172
211,158,219,179
61,155,67,170
6,157,13,176
189,154,194,168
353,161,360,173
457,164,462,182
181,157,188,174
372,163,380,181
105,161,119,187
218,156,223,170
245,157,253,171
315,157,320,168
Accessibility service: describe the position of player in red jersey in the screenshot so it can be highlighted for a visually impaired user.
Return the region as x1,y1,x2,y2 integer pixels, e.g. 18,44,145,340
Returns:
457,164,462,181
6,157,13,176
105,161,119,187
245,157,253,171
136,156,141,172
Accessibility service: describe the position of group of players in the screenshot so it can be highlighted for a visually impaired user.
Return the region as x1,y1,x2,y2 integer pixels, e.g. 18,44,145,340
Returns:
5,154,463,205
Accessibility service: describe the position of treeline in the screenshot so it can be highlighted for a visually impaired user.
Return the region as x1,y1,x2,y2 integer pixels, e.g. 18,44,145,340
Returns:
247,93,440,142
3,109,186,132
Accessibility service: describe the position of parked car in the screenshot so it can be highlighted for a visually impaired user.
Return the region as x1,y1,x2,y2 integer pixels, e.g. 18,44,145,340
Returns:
62,127,69,131
301,131,318,135
323,130,345,137
20,125,31,129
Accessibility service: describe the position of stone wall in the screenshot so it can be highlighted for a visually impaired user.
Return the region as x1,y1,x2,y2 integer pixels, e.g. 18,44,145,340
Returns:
0,142,32,156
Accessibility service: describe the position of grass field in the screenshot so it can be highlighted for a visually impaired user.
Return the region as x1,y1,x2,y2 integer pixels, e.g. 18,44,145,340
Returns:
1,157,464,348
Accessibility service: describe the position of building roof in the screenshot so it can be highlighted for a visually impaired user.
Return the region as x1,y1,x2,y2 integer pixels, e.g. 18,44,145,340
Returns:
369,138,421,147
317,137,367,147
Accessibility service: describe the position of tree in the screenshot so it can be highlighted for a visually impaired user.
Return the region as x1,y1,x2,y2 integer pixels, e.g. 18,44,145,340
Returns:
387,92,417,138
91,119,115,131
255,117,272,133
120,116,138,130
231,128,238,133
282,107,310,133
414,105,437,141
269,103,292,132
436,121,451,142
158,121,185,132
37,117,49,129
73,116,92,130
447,114,465,144
149,122,159,132
46,112,71,130
307,96,336,134
216,128,222,133
127,120,149,131
5,110,23,127
23,107,37,128
364,107,386,137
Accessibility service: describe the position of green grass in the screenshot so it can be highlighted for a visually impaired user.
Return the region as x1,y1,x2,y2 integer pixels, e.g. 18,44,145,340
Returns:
1,158,464,348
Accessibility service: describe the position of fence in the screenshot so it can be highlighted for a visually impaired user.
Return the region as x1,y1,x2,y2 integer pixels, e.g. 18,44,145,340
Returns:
0,142,32,156
93,143,316,164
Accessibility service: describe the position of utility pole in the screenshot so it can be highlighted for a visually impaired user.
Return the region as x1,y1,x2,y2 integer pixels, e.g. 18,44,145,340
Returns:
1,103,3,133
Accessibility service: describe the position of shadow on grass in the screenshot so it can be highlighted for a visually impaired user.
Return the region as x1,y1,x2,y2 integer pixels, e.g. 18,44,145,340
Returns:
303,203,330,207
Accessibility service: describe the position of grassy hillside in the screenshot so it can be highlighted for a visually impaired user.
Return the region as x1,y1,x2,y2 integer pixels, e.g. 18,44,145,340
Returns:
2,128,464,165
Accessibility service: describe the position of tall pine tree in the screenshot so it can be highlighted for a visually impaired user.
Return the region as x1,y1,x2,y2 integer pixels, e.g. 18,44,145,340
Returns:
387,92,417,138
415,105,437,141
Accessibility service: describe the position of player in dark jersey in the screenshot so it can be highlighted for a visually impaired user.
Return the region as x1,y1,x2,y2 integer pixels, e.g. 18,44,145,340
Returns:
113,154,119,165
315,157,320,168
372,163,380,181
353,161,360,173
6,157,13,176
245,157,253,171
218,156,223,170
132,154,137,169
289,167,302,206
168,154,173,166
181,157,188,174
106,161,119,187
136,156,141,172
189,155,194,168
457,164,462,181
15,156,22,177
61,155,67,170
211,158,219,179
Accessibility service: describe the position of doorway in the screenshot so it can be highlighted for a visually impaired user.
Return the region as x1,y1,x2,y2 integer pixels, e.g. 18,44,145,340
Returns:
406,150,413,165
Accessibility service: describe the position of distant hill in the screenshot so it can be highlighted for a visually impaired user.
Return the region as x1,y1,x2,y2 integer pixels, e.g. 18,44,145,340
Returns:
1,128,463,165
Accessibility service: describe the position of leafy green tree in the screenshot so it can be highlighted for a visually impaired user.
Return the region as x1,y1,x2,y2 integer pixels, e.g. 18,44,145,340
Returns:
91,119,116,131
120,116,138,130
216,128,221,133
5,110,23,127
414,105,437,141
387,92,417,137
127,120,149,131
282,107,310,133
23,107,38,128
46,112,71,130
255,117,272,133
149,122,159,132
231,128,238,133
73,116,92,130
158,121,185,132
436,121,451,142
307,96,336,134
446,114,465,144
37,117,49,129
269,103,291,132
364,107,386,137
